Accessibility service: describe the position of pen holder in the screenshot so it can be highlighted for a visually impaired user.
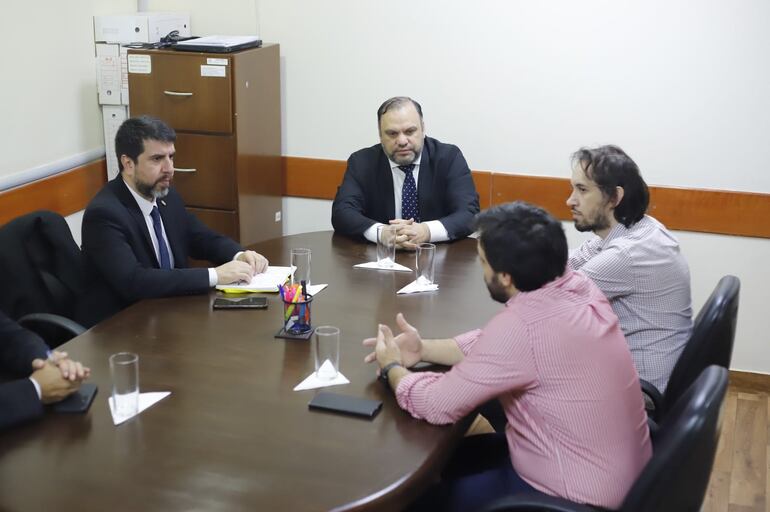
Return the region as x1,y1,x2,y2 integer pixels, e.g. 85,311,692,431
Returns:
282,294,313,335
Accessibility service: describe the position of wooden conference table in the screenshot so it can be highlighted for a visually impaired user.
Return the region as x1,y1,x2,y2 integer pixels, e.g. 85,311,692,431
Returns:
0,232,495,512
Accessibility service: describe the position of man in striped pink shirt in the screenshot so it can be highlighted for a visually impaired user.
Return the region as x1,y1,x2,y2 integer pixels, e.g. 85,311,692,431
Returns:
366,202,651,510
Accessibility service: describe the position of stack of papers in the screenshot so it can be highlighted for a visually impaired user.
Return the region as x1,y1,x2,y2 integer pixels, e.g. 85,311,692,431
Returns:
216,266,293,293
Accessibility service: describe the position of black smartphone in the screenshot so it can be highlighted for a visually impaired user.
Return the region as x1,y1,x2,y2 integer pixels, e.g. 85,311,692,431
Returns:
308,392,382,419
213,296,268,309
51,383,98,414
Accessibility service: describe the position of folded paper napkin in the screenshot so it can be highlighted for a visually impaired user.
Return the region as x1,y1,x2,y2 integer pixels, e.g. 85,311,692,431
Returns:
294,361,350,391
353,261,412,272
397,280,439,295
306,284,328,295
108,391,171,426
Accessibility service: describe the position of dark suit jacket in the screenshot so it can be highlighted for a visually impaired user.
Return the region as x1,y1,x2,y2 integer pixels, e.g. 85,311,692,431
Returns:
331,136,480,239
0,311,47,429
78,177,242,327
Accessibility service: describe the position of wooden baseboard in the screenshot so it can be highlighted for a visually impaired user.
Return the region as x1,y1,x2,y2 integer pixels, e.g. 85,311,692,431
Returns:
729,370,770,393
0,159,107,225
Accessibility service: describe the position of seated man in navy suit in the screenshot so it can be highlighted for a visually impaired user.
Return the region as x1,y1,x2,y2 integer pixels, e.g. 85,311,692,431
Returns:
332,97,480,249
0,311,90,429
79,116,269,327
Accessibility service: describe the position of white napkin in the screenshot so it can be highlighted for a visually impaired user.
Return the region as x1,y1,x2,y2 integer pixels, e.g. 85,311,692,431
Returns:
354,261,412,272
306,283,328,295
294,361,350,391
108,391,171,426
397,279,439,294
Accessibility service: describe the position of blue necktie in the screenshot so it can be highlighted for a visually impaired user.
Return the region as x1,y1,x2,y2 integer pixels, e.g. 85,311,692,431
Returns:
150,206,172,270
400,164,420,222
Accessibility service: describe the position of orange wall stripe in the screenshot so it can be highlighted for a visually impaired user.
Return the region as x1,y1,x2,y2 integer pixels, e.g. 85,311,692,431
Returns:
0,160,107,226
283,156,770,239
3,156,767,239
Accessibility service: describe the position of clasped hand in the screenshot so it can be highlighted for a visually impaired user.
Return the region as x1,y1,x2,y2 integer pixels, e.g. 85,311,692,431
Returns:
30,351,91,404
389,219,430,250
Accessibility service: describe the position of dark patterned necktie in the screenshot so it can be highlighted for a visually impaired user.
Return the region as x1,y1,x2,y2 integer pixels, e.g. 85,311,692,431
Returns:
150,206,172,269
399,164,420,222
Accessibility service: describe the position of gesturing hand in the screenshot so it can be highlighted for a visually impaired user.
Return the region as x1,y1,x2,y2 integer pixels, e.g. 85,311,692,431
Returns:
363,313,423,368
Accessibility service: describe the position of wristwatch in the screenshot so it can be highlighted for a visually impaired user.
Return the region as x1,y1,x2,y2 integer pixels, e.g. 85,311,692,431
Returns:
379,362,403,387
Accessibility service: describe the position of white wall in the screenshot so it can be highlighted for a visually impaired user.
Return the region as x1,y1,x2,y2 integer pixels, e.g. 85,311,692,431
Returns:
0,0,135,182
256,1,770,375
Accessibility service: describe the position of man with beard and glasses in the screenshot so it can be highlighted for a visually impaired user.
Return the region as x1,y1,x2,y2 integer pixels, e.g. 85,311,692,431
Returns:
566,145,692,394
332,96,479,249
364,202,651,511
78,116,269,327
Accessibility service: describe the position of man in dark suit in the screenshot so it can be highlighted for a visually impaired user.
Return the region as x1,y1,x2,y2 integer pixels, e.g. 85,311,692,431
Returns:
79,116,269,327
332,97,479,249
0,311,90,429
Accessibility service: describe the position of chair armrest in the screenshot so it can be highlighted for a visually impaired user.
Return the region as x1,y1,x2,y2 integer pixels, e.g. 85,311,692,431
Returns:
640,378,664,422
483,492,599,512
18,313,86,340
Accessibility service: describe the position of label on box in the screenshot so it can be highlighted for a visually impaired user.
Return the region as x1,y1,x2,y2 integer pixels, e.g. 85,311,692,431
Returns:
201,65,226,78
207,58,228,66
127,54,151,74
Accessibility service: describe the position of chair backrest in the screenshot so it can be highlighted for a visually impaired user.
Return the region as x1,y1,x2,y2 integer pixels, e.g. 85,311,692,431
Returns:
0,211,85,334
621,366,728,512
662,275,739,417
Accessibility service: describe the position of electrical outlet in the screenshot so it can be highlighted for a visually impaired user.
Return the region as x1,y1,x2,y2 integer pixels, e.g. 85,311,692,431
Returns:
275,211,282,222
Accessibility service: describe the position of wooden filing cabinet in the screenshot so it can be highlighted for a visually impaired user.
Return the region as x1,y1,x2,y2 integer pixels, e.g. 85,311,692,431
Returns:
127,44,282,247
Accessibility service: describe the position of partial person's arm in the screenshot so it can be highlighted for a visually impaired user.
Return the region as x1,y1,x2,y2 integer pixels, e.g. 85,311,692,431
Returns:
567,237,602,271
432,149,480,240
381,314,537,425
574,245,634,300
331,156,380,237
82,204,212,301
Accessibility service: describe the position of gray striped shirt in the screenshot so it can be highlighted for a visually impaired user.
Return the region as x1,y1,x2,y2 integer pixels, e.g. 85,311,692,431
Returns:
568,215,692,392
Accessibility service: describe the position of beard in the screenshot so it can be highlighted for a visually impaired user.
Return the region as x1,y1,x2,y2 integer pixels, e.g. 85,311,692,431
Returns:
486,273,511,304
573,210,611,233
136,178,171,199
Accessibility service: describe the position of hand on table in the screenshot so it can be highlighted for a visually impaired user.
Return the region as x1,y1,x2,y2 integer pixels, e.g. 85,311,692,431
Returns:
237,250,269,273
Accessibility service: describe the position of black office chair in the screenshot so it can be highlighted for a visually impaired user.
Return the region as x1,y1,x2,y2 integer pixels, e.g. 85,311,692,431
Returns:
641,275,740,424
482,365,729,512
0,210,87,348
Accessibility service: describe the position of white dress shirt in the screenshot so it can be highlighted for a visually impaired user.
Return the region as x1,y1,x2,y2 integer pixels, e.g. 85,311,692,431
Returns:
363,152,449,243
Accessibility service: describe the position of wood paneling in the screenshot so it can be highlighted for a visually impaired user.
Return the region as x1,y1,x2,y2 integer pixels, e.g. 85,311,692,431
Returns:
0,159,106,225
282,156,770,239
282,156,346,200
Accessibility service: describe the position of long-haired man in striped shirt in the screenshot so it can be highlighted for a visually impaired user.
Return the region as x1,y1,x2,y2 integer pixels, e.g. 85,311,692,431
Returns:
566,145,693,393
365,202,651,510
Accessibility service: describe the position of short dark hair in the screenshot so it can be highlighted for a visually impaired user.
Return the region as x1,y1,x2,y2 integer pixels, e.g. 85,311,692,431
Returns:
571,145,649,227
115,116,176,173
474,202,567,292
377,96,423,126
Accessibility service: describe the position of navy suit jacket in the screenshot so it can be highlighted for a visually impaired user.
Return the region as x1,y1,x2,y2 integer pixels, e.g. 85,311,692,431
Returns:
331,136,480,239
78,177,242,327
0,312,47,430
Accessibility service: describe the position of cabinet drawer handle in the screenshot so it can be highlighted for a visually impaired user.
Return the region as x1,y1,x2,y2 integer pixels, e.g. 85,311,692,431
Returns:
163,90,194,97
174,167,197,173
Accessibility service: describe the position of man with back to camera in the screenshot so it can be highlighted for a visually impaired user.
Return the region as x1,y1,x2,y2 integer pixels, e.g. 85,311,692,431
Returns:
0,311,90,429
331,96,480,249
365,202,651,511
78,116,269,327
566,145,692,393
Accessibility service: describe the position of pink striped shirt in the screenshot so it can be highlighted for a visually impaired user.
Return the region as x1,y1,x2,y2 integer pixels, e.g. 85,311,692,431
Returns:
396,269,651,509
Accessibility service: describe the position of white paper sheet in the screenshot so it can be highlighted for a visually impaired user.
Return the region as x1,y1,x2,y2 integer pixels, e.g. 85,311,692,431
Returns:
215,266,294,293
